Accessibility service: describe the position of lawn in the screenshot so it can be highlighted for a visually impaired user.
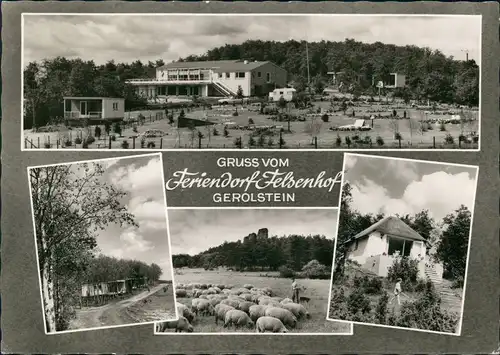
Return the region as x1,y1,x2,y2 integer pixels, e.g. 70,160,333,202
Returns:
23,101,479,150
169,268,351,334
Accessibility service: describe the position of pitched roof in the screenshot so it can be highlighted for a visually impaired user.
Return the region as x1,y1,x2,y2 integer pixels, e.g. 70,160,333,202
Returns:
159,59,270,72
346,216,425,244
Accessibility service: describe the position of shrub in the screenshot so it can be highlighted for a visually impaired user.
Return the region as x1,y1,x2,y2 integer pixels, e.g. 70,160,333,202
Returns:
329,287,350,320
82,140,89,149
353,275,383,294
257,134,266,147
458,134,466,142
335,135,342,147
321,113,329,123
223,126,229,138
140,138,146,148
387,256,419,285
347,288,371,315
248,135,256,147
345,136,352,146
121,140,130,149
414,278,428,293
451,276,464,289
104,122,111,135
363,136,372,145
111,135,116,141
74,137,82,145
232,110,239,117
267,137,274,147
394,132,402,140
376,136,384,146
439,122,446,131
147,142,156,149
472,136,479,143
352,134,360,141
113,122,122,136
168,114,174,124
392,282,459,333
94,126,102,138
44,142,51,149
86,136,95,144
374,291,389,324
444,133,454,144
133,125,138,133
234,137,242,148
301,260,329,279
64,139,72,147
278,265,295,278
213,127,219,136
248,118,254,125
279,136,286,147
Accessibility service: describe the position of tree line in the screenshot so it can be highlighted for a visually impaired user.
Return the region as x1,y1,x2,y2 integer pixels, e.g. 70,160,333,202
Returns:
23,58,155,129
172,233,334,272
333,181,472,283
84,255,162,284
181,39,479,106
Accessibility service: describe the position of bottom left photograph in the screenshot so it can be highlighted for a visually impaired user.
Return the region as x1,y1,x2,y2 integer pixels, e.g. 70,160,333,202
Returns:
27,153,177,334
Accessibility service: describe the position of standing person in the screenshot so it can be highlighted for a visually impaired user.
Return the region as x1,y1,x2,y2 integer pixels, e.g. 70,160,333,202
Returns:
391,278,403,305
291,278,300,303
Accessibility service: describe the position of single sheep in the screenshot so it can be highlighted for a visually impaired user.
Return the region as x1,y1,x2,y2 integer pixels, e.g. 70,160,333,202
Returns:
281,302,311,320
156,316,194,333
243,284,254,290
224,309,254,329
265,307,297,328
280,298,293,304
248,304,269,322
175,302,195,323
220,298,240,308
175,288,187,298
214,303,235,325
259,298,282,307
240,293,254,302
256,316,288,333
193,298,215,316
237,301,255,314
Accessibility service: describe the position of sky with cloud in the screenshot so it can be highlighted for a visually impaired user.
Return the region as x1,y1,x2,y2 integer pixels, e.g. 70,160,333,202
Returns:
168,209,338,256
68,154,172,279
23,14,480,65
342,154,478,222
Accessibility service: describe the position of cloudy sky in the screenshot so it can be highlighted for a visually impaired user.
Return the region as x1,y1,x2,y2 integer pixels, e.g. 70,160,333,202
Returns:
23,14,480,65
68,154,172,279
343,154,478,221
168,209,338,256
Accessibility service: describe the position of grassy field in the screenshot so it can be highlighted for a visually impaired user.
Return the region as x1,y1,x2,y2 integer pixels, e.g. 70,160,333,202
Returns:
23,101,478,150
168,268,351,334
126,283,176,323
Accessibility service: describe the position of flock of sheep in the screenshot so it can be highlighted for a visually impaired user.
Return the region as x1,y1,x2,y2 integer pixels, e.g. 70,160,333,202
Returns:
156,282,310,334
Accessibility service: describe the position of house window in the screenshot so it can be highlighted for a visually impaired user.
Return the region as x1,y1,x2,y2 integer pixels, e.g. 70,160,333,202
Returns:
112,102,119,111
236,72,245,78
387,237,413,257
279,91,284,95
258,71,262,78
225,72,230,79
266,72,271,82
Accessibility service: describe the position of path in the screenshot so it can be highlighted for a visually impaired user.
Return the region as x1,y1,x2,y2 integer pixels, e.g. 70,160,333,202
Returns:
69,283,167,330
425,267,462,314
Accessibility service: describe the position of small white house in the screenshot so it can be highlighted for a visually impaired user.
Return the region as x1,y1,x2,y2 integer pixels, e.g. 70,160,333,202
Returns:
63,96,125,122
344,216,443,280
269,87,297,102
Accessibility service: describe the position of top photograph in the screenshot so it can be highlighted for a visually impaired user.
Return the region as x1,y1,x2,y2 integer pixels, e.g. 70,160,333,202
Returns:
22,14,481,151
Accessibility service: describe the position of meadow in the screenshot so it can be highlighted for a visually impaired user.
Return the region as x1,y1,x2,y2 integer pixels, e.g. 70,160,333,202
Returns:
167,268,351,334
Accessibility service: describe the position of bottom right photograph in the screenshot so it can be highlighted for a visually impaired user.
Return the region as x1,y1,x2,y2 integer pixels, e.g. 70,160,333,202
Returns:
327,153,478,336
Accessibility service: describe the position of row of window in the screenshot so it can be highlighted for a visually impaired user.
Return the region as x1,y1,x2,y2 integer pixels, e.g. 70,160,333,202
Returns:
219,71,272,82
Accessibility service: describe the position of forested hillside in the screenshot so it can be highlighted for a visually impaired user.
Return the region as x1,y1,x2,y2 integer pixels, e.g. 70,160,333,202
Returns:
172,233,334,272
181,39,479,106
24,39,479,129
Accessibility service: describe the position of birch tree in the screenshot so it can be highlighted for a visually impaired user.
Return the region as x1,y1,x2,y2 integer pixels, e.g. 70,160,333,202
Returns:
29,163,137,332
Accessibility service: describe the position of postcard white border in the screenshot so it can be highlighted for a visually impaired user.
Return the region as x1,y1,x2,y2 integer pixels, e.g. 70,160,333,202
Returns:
27,152,179,335
20,13,482,152
325,152,479,336
154,206,354,336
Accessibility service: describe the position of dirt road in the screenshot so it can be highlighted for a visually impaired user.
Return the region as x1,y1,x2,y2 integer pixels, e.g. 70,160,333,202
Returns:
69,283,168,330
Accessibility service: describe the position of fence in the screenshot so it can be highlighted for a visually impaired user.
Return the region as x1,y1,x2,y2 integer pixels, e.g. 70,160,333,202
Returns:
25,132,479,150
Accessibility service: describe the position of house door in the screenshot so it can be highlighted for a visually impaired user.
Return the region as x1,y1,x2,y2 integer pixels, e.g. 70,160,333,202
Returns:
80,101,88,116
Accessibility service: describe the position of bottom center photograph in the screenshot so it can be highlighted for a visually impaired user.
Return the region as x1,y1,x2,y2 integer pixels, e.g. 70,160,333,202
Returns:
155,208,353,335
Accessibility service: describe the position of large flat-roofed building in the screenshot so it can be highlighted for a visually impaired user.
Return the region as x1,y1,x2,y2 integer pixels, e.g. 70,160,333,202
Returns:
126,60,287,99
